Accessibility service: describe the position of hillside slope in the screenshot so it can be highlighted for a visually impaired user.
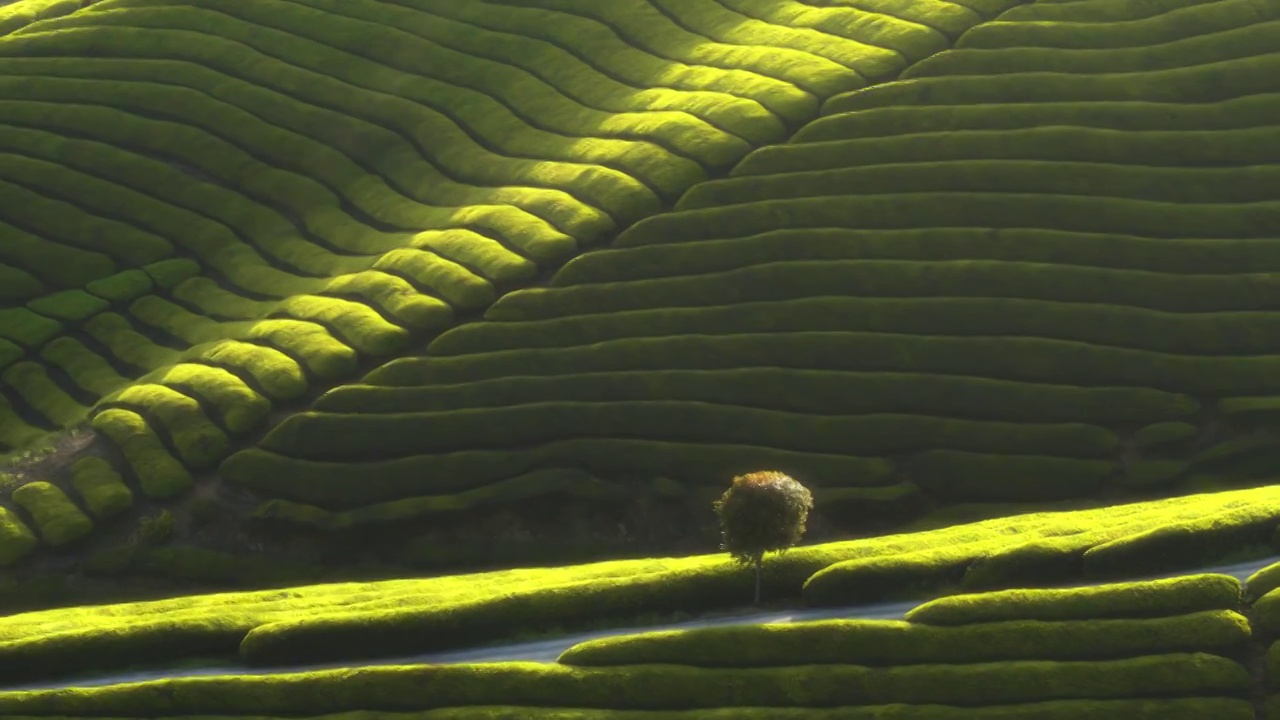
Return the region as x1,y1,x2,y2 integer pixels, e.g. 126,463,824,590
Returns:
0,0,1013,571
226,0,1280,557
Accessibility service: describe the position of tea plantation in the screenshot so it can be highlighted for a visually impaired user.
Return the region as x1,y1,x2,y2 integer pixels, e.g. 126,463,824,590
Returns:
2,0,1280,715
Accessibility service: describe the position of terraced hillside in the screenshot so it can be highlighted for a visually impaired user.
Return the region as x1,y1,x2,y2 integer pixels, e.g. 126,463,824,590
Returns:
0,0,1014,568
225,0,1280,555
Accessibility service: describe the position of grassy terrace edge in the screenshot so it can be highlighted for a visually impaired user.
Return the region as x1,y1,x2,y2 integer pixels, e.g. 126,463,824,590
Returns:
1,483,1280,683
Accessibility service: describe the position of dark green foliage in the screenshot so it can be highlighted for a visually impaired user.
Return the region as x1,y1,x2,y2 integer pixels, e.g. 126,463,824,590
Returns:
1133,422,1199,450
86,269,155,304
70,456,133,519
142,258,201,291
714,471,813,603
906,450,1114,502
0,307,61,349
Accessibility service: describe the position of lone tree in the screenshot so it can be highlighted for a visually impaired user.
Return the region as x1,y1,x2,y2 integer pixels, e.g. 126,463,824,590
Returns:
713,470,814,605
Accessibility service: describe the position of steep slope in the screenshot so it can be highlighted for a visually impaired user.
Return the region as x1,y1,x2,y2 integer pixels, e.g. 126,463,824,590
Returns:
0,0,1010,566
226,0,1280,546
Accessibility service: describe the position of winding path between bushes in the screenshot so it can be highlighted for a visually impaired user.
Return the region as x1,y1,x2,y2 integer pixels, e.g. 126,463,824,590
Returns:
6,554,1279,693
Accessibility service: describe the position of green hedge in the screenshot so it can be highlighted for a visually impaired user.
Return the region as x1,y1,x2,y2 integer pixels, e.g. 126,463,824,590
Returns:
999,0,1220,22
10,480,93,547
222,439,894,509
1248,561,1280,603
555,227,1280,287
824,56,1280,116
377,330,1280,398
905,574,1241,625
797,93,1280,147
0,307,60,350
109,384,228,471
1133,422,1199,450
905,20,1280,78
738,124,1280,178
1250,588,1280,635
1114,461,1187,490
956,0,1279,50
82,312,180,372
260,403,1117,462
0,174,172,266
372,248,496,310
0,220,113,291
143,258,201,290
0,31,587,260
371,0,783,151
678,160,1280,212
251,468,625,531
1081,504,1280,578
1,361,87,428
320,271,454,332
129,295,244,348
70,456,133,519
1219,396,1280,424
200,0,736,182
558,611,1250,668
92,409,192,500
0,505,37,566
86,269,154,304
488,260,1280,323
274,295,410,357
197,340,307,401
904,450,1114,503
171,277,271,320
618,194,1280,255
34,4,671,234
38,337,129,399
241,319,357,382
0,654,1250,715
316,368,1196,429
147,363,271,435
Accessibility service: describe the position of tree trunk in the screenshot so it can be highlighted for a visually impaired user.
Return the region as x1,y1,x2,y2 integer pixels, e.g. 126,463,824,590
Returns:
753,554,763,605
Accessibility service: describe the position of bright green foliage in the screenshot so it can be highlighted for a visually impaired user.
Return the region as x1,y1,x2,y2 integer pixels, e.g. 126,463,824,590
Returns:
273,295,411,357
0,505,37,566
10,480,93,547
905,574,1241,625
110,385,228,471
557,611,1250,667
91,409,192,500
146,363,270,435
1246,560,1280,602
1082,503,1280,578
0,0,85,35
0,655,1250,715
70,456,133,519
2,484,1278,678
241,320,358,382
198,341,307,401
713,470,813,604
